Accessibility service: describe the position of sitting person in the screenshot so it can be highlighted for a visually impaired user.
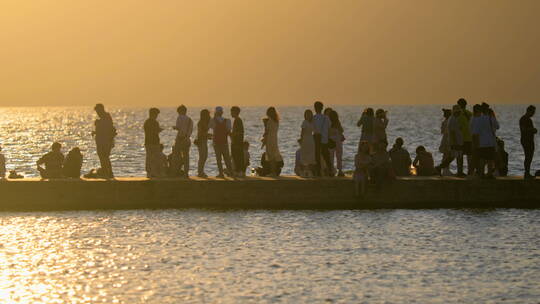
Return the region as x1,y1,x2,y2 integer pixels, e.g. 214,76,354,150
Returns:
255,152,284,177
0,144,6,179
157,144,169,178
62,147,83,178
37,142,64,178
354,141,372,198
495,138,508,177
167,145,182,177
413,146,436,176
389,137,412,176
371,142,394,188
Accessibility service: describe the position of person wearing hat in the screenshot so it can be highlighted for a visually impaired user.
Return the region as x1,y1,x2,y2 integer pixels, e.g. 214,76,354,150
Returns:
144,108,164,178
93,103,116,178
209,106,234,178
436,105,466,177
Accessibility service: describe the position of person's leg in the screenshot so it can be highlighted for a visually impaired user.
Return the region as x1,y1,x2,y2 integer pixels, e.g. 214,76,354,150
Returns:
321,143,333,176
181,143,190,177
145,146,151,177
336,140,343,175
198,142,208,176
456,151,464,176
523,143,534,177
231,143,243,175
214,145,224,176
314,134,322,176
222,144,234,175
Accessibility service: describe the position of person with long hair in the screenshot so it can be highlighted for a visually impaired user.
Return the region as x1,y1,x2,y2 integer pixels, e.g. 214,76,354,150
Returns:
299,109,316,176
262,107,282,176
195,109,211,177
374,109,389,145
357,108,375,145
329,110,345,176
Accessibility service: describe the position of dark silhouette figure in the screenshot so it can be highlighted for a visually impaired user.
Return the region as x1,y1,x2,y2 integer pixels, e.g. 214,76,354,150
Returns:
520,105,537,179
255,152,284,176
37,142,64,178
413,146,436,176
389,137,412,176
371,142,393,188
173,105,193,177
495,138,508,177
93,104,116,178
357,108,375,148
144,108,163,178
262,107,283,176
209,107,233,178
63,147,83,178
471,103,499,179
230,106,245,177
329,110,345,176
195,109,211,177
457,98,474,175
312,101,332,176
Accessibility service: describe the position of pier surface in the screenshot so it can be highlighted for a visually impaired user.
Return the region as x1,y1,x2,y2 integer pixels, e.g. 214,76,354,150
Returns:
0,176,539,211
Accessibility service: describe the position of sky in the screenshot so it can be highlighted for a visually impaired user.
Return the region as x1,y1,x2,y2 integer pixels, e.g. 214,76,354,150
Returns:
0,0,539,107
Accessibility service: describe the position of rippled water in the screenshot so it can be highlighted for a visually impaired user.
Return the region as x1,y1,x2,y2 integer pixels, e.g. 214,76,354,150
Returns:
0,209,538,303
0,105,537,177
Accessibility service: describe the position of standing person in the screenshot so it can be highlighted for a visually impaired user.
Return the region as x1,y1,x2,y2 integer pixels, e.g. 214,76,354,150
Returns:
312,101,332,176
173,105,193,177
357,108,375,146
93,104,116,178
436,105,466,177
300,110,316,175
389,137,412,176
263,107,282,176
329,110,345,176
354,141,372,198
230,106,245,177
195,109,211,178
436,109,453,176
457,98,473,175
0,144,6,179
471,103,499,179
37,142,64,178
144,108,163,178
520,105,537,179
469,104,483,176
209,107,233,178
374,109,389,145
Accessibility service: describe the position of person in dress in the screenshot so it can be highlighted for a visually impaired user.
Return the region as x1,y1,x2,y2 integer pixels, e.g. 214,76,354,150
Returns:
195,109,211,178
389,137,412,176
328,110,345,177
300,109,316,176
312,101,332,176
93,104,116,178
173,105,193,178
413,146,436,176
435,109,453,176
209,107,234,178
354,141,372,198
144,108,163,178
374,109,389,145
37,142,64,179
62,147,83,178
230,106,245,177
262,107,282,176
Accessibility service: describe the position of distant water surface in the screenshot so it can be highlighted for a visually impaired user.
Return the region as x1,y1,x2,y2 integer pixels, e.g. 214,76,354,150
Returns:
0,209,538,303
0,105,537,177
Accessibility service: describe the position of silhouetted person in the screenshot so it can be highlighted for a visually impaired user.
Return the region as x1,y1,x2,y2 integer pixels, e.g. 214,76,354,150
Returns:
0,144,6,179
312,101,332,176
93,104,116,178
37,142,64,179
469,104,483,176
457,98,474,175
374,109,389,145
495,138,508,177
262,107,283,176
389,137,411,176
144,108,163,178
62,147,83,178
413,146,436,176
167,144,182,177
357,108,375,146
354,141,372,198
520,105,537,179
471,103,499,179
230,106,245,177
436,105,465,177
173,105,193,177
436,109,453,176
300,109,316,175
195,109,211,177
209,106,233,178
371,142,393,188
255,152,284,176
329,110,345,176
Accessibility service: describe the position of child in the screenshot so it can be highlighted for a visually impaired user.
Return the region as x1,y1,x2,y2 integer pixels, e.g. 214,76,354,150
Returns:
413,146,436,176
63,147,83,178
354,141,372,198
0,144,6,179
243,141,250,176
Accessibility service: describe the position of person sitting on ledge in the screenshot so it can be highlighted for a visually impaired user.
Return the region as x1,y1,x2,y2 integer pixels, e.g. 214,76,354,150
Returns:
62,147,83,178
389,137,411,176
255,152,284,177
413,146,436,176
371,142,394,188
37,142,64,179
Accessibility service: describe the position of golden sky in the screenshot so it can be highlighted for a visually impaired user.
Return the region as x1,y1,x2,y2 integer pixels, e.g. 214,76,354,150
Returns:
1,0,539,107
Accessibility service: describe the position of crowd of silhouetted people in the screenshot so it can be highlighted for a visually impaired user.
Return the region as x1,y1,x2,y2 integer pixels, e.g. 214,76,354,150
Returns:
0,100,537,194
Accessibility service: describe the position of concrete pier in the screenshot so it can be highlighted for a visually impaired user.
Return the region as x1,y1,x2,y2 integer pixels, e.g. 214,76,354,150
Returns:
0,176,539,211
